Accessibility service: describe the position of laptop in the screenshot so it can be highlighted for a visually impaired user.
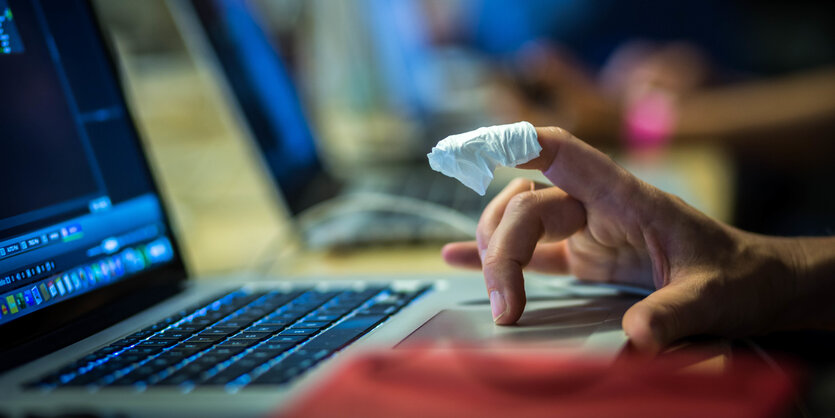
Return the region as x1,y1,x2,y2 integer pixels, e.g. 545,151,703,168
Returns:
169,0,500,249
0,1,634,416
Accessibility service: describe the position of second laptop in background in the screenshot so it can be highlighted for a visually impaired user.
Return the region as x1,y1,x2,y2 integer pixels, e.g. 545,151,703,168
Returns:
171,0,498,248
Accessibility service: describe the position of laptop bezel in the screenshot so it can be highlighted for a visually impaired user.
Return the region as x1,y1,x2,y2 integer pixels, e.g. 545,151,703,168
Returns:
0,0,189,372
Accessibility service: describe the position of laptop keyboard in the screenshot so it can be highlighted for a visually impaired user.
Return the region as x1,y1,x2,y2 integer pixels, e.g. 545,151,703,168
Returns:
380,169,491,218
27,285,430,390
315,172,490,247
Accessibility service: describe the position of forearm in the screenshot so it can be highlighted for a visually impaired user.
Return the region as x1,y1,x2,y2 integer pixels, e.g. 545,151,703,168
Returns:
674,67,835,142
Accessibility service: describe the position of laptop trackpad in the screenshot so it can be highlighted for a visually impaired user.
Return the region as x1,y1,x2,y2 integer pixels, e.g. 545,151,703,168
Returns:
398,298,632,349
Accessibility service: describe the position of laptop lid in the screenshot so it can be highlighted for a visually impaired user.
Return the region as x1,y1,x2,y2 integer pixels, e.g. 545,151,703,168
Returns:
0,0,187,370
186,0,339,216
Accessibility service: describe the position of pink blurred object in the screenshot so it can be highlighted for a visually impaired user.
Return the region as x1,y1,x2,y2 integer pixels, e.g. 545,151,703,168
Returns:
624,91,677,150
279,347,799,418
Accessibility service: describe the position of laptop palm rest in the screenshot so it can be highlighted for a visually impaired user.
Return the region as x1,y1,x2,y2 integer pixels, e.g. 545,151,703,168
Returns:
398,297,637,349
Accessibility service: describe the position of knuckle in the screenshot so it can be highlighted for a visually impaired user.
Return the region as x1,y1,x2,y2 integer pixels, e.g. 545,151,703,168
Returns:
543,126,569,139
480,251,505,272
506,191,540,214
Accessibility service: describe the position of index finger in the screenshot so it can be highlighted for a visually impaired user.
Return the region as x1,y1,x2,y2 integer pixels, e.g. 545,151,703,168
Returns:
518,127,636,204
482,187,586,325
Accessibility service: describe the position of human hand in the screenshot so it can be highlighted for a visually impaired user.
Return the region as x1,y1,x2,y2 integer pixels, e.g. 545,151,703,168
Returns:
442,127,807,352
488,43,621,145
491,41,712,148
600,41,710,103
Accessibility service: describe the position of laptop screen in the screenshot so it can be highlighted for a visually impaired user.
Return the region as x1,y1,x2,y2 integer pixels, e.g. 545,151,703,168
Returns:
0,0,182,329
189,0,330,215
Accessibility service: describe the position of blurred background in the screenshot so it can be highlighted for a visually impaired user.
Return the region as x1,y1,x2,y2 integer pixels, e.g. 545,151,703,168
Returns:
92,0,835,277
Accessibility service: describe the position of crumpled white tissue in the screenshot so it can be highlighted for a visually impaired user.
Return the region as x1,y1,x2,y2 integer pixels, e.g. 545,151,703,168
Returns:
427,121,541,195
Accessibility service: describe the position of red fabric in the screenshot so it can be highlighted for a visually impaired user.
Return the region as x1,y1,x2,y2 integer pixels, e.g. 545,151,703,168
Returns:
280,347,799,418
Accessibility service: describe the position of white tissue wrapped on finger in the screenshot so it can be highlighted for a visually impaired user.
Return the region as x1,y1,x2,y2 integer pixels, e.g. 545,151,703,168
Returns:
427,121,541,195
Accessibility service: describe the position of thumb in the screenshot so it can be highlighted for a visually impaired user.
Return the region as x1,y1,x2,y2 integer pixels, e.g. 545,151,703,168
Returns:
622,282,714,354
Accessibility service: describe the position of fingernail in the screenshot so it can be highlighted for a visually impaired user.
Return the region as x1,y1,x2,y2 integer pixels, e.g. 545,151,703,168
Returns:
490,290,506,322
479,248,486,262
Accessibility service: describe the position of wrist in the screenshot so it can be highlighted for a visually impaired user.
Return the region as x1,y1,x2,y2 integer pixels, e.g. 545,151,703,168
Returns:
781,237,835,330
709,231,802,335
